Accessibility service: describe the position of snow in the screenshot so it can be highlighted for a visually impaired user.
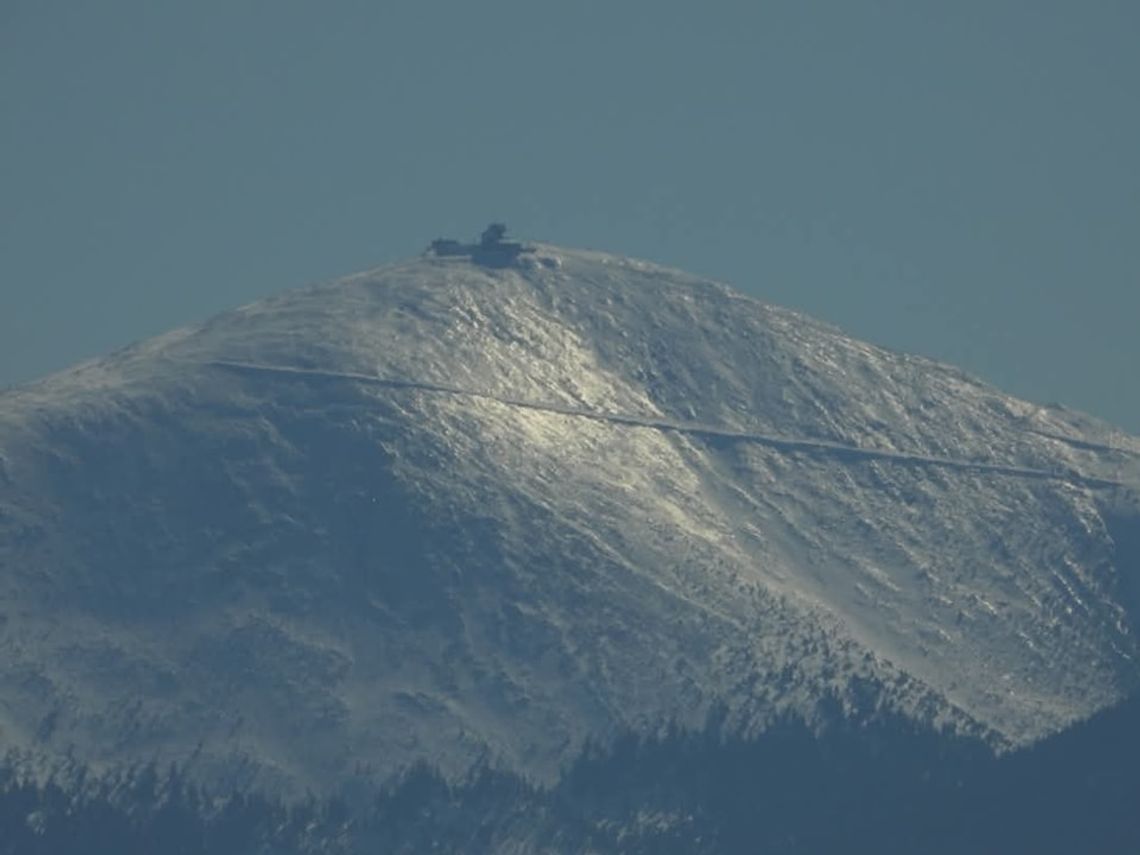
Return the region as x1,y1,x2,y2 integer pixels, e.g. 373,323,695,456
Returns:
0,243,1138,793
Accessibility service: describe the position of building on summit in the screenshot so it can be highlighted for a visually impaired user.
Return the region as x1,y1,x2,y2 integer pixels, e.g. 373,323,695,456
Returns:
429,223,528,267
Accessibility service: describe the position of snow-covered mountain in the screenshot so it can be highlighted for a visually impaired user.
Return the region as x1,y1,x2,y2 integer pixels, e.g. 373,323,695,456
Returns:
1,242,1138,793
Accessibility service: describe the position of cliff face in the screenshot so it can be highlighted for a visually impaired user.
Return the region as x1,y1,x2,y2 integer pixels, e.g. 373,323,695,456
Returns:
1,244,1138,792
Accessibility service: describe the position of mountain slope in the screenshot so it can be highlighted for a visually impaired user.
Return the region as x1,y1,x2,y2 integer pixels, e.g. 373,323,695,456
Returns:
1,243,1138,792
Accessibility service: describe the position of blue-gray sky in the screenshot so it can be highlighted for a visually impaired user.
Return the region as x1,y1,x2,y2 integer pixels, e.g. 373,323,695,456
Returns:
3,1,1138,430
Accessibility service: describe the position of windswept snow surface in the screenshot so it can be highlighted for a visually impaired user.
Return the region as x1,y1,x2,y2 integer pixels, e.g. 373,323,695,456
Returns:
1,245,1139,792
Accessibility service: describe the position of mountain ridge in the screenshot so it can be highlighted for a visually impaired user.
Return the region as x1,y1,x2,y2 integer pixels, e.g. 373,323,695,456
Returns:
1,243,1138,793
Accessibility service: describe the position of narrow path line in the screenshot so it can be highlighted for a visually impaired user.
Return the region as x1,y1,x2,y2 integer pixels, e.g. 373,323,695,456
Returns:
196,359,1125,490
1023,428,1140,457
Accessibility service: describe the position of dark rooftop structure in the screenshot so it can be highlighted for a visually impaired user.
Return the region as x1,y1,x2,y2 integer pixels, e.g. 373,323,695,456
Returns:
428,223,530,268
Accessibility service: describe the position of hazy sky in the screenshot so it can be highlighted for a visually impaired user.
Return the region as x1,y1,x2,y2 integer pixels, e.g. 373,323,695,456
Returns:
3,1,1138,430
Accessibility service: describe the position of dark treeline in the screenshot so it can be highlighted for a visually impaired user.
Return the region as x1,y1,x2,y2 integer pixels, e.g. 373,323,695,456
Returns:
3,694,1138,854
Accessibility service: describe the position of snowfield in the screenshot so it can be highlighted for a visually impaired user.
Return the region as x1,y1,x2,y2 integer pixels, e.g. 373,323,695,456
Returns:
1,244,1138,793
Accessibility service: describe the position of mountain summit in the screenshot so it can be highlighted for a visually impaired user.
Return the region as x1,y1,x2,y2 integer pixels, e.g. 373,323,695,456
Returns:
1,243,1138,792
